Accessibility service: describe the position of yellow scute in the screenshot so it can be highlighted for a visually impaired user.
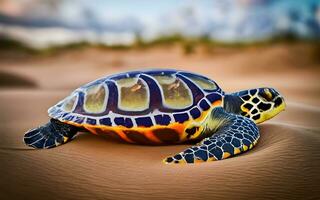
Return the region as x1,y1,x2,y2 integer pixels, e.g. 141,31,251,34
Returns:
84,84,107,113
117,78,149,111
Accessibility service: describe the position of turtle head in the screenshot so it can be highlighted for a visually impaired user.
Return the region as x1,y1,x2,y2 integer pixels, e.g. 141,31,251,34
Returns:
224,88,286,124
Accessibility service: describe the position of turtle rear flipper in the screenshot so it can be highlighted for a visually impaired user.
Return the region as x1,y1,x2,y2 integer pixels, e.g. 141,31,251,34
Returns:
164,107,260,164
24,119,78,149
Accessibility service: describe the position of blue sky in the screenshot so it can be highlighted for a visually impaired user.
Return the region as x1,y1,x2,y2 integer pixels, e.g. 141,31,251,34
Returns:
0,0,319,47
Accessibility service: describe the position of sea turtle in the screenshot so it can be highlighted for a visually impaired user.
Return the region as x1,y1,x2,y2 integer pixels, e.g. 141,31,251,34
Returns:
24,69,286,164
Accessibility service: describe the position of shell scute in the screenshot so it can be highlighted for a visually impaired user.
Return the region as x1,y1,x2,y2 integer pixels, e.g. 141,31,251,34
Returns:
135,117,153,127
114,117,134,128
83,84,107,114
62,93,78,112
173,113,189,123
154,74,193,110
99,118,112,126
154,114,171,126
190,107,201,119
180,72,218,91
115,77,149,112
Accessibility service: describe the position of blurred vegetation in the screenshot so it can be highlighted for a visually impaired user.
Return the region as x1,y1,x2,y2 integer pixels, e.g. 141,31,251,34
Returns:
309,41,320,64
0,71,37,88
0,33,319,57
27,41,131,56
0,37,37,54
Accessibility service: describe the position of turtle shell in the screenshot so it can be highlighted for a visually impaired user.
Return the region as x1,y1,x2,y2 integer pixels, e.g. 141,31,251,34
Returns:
48,70,224,144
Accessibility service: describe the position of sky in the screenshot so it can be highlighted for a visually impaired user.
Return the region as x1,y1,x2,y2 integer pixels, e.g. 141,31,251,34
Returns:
0,0,319,48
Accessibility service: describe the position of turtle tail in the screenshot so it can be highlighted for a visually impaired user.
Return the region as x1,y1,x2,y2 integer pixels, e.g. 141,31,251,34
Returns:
23,119,78,149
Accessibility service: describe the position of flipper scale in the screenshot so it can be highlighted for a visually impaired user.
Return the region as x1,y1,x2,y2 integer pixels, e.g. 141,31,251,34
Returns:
24,119,78,149
164,107,260,164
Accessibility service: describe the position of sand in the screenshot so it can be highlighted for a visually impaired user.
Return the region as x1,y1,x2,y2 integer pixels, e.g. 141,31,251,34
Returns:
0,44,319,200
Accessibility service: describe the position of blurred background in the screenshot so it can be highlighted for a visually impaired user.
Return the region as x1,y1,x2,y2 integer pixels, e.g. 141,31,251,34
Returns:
0,0,320,47
0,0,319,103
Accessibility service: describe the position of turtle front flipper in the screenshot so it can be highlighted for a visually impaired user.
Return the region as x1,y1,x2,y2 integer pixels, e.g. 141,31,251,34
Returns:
164,107,260,164
24,119,78,149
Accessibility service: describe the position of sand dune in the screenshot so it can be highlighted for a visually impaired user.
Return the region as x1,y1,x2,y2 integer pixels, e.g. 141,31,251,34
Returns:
0,44,319,200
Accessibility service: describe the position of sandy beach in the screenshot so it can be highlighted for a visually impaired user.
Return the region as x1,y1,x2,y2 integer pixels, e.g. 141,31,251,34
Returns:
0,43,319,200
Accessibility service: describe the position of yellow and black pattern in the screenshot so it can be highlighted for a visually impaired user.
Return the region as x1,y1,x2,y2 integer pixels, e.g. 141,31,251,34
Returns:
164,107,259,164
235,88,286,124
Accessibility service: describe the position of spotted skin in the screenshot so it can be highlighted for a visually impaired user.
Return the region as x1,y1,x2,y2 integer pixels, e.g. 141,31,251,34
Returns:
231,88,285,124
164,107,259,164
